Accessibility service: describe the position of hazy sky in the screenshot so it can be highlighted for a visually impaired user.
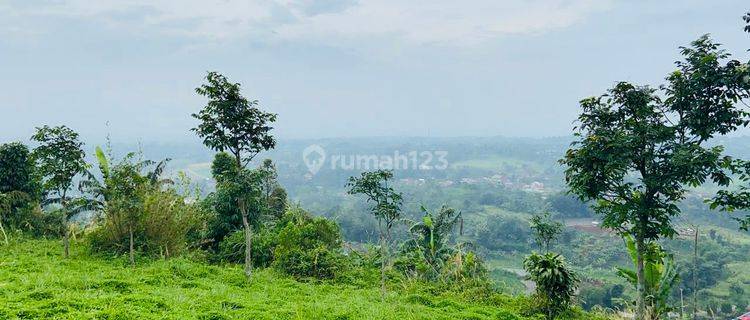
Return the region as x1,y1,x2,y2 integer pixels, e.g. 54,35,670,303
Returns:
2,1,749,143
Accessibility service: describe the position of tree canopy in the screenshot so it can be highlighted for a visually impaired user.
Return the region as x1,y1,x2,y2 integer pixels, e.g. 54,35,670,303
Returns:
191,71,277,166
31,125,86,200
560,35,750,318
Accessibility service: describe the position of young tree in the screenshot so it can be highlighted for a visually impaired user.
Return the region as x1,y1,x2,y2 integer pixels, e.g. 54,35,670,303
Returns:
202,151,255,253
112,158,148,265
191,71,277,278
203,152,242,246
347,170,402,298
31,125,87,258
524,252,579,320
561,36,749,319
267,186,288,220
530,211,563,253
257,158,288,221
258,159,279,207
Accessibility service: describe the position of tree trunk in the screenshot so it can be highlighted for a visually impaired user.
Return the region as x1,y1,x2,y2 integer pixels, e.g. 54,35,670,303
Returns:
61,193,70,258
242,213,253,278
0,221,8,245
234,153,253,279
240,200,253,278
548,305,553,320
129,224,135,266
380,231,387,300
693,227,698,320
635,235,647,320
62,211,70,258
378,219,388,300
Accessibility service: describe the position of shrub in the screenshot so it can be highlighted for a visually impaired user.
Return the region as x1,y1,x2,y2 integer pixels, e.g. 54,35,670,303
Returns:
215,206,347,280
274,245,344,279
141,188,205,256
272,209,345,279
523,252,579,319
28,206,64,238
216,228,277,267
87,187,205,257
0,195,62,238
201,188,243,252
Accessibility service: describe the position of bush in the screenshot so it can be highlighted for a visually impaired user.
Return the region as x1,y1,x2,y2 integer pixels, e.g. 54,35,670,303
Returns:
141,189,205,256
1,198,63,238
216,228,277,267
215,206,347,280
87,188,205,257
274,245,344,279
28,206,65,238
272,209,346,279
523,252,579,319
200,189,243,252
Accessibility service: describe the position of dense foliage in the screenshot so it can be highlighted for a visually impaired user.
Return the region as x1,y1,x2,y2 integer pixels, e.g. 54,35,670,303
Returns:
83,148,205,262
524,252,579,319
560,35,750,318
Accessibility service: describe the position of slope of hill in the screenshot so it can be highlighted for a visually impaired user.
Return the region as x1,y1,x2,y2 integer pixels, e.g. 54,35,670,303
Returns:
0,239,612,320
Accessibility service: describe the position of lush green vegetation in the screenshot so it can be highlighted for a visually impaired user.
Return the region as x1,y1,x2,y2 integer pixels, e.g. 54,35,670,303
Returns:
3,10,750,320
0,239,611,320
0,73,609,320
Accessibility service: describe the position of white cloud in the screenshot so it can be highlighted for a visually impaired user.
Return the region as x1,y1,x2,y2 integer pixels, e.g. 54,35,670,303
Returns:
3,0,613,45
277,0,614,45
17,0,286,39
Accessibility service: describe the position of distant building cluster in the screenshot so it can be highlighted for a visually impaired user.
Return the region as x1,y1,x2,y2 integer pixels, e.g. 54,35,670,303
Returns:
398,174,546,193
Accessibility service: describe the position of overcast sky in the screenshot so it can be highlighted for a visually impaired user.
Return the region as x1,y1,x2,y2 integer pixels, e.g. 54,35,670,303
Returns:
1,1,749,143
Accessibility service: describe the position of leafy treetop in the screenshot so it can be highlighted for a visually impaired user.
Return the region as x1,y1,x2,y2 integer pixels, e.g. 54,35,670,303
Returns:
346,170,403,228
191,71,277,167
31,125,86,200
562,36,750,241
530,211,563,252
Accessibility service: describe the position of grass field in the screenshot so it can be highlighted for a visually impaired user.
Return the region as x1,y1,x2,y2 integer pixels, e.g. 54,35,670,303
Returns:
0,238,608,320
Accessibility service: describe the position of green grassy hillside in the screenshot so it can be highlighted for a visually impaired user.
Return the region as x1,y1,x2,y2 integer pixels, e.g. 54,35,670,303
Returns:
0,239,613,320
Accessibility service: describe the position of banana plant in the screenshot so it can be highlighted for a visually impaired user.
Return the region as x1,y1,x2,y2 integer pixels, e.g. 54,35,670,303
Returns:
401,205,462,279
77,146,111,212
78,146,172,214
616,234,679,320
